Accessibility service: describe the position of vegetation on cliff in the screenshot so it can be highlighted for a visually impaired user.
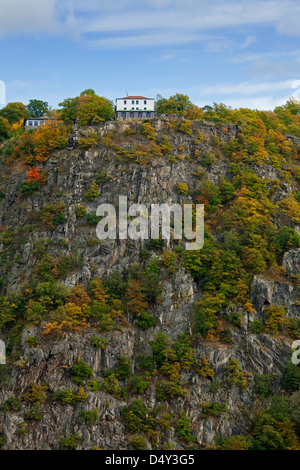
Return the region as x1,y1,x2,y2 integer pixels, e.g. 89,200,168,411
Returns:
0,93,299,450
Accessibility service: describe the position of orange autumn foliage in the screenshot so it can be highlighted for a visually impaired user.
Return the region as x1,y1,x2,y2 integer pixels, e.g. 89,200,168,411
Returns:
27,167,40,181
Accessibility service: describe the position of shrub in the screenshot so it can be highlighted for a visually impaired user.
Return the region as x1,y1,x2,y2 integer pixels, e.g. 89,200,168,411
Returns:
95,171,109,185
0,395,22,413
114,356,132,380
84,182,100,201
254,373,275,398
224,359,247,390
176,182,189,195
20,180,41,196
72,360,93,385
130,375,149,394
141,122,157,140
251,319,264,334
78,131,99,149
201,401,227,417
121,399,149,433
90,337,108,349
24,405,42,421
0,434,7,448
176,411,195,443
23,383,48,405
156,380,187,400
129,434,147,450
282,362,300,392
197,358,215,378
99,373,124,397
52,387,88,405
77,409,99,424
215,435,253,450
25,336,40,348
59,433,82,449
134,311,156,330
264,306,286,334
75,204,87,218
86,213,101,225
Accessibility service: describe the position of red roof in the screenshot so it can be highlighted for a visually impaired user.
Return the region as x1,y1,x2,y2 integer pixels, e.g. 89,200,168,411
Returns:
118,96,153,100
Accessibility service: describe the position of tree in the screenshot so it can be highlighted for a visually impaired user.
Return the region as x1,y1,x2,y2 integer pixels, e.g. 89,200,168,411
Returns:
155,93,192,116
58,90,114,125
275,98,300,116
27,99,49,118
0,116,11,142
0,102,29,124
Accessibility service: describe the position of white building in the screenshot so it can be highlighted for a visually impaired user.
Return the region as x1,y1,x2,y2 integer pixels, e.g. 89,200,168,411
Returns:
116,96,155,120
24,114,53,130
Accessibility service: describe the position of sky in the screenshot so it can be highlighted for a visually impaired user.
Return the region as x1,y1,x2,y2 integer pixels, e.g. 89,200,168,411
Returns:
1,0,300,111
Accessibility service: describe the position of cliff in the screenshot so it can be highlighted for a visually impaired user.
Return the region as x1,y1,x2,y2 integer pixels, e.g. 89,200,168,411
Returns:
0,116,299,450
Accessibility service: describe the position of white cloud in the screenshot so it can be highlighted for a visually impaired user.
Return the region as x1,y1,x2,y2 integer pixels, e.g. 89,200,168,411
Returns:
192,78,300,110
1,0,299,44
241,35,256,48
0,0,59,36
202,79,298,96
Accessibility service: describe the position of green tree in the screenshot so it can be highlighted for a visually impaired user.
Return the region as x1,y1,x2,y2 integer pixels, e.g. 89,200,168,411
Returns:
0,116,11,142
59,90,114,125
155,93,192,116
26,99,49,118
0,102,29,124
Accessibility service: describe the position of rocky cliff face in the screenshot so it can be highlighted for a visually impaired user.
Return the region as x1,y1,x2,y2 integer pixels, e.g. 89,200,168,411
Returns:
0,117,299,450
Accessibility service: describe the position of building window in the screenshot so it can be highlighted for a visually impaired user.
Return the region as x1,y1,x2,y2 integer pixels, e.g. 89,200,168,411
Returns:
132,100,134,105
34,121,38,126
144,107,147,110
124,107,127,110
136,100,139,104
124,100,127,105
144,100,147,105
132,107,134,110
28,121,33,126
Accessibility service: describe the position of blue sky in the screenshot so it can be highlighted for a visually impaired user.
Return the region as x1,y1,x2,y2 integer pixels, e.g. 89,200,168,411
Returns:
1,0,300,111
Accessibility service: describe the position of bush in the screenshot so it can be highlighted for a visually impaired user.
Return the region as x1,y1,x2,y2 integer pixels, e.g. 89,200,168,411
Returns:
52,387,88,405
224,359,247,390
176,411,195,443
251,319,264,334
134,311,156,330
0,395,22,413
156,380,187,400
121,399,149,433
84,182,100,201
75,204,87,218
77,409,99,424
130,375,149,394
282,362,300,392
59,433,82,449
23,383,48,405
20,180,41,196
201,401,227,417
215,435,253,450
24,405,42,421
129,434,147,450
86,213,101,225
72,360,93,385
90,337,108,349
254,373,275,398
